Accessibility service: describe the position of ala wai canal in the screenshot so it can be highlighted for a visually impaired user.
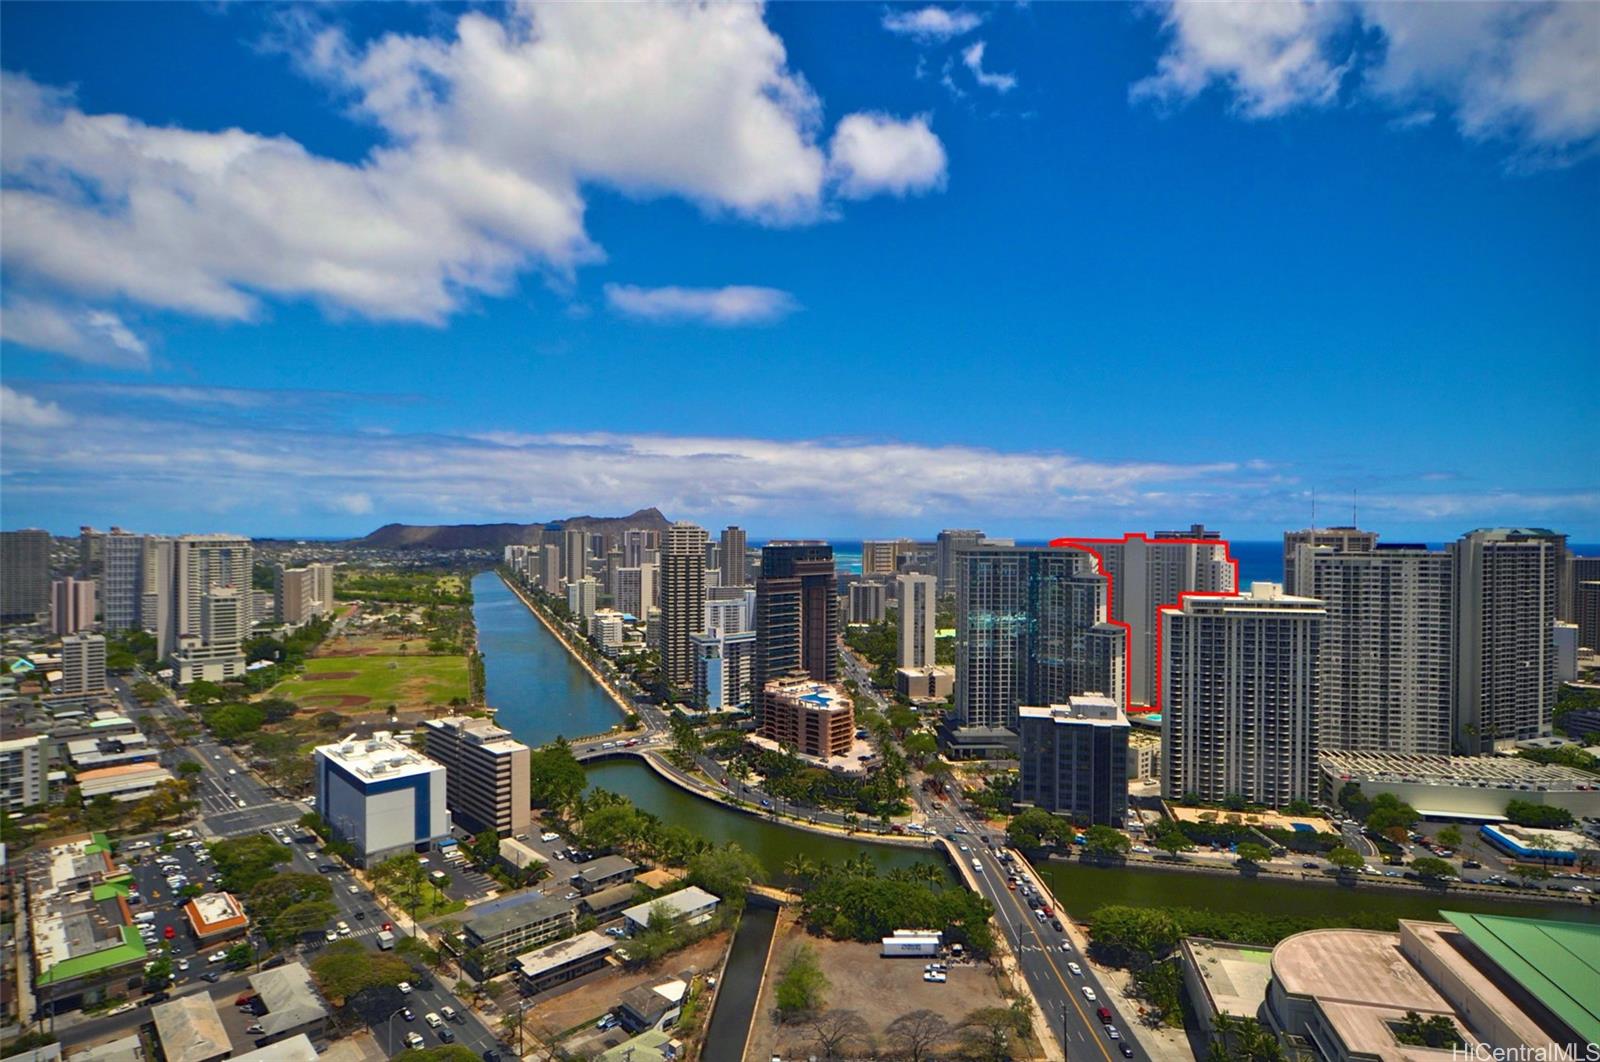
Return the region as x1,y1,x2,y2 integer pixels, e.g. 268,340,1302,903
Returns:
472,570,1598,925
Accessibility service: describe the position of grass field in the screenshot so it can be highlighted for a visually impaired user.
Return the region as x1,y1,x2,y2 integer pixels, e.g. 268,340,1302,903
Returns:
272,655,469,712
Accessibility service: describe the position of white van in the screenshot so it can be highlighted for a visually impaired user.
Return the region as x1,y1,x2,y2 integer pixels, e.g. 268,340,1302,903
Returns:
540,832,561,843
134,911,157,924
972,859,983,872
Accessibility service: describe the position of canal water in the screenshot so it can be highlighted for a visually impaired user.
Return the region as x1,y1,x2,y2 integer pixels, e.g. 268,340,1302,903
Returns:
1036,860,1600,926
701,903,778,1062
473,571,624,746
474,570,944,884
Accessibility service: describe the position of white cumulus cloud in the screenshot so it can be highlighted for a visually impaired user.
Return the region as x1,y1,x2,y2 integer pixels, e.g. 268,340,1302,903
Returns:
828,113,949,199
881,7,985,44
0,4,949,340
603,284,800,326
962,41,1018,94
0,296,151,368
1132,0,1600,160
0,384,74,430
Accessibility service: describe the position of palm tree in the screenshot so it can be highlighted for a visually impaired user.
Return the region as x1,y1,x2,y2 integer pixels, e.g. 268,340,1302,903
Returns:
784,854,819,884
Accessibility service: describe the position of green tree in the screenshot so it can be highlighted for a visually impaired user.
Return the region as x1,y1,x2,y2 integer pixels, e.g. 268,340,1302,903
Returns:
1504,799,1574,829
1327,847,1365,874
177,760,204,778
1084,825,1132,861
1006,808,1073,851
959,1005,1030,1062
1410,856,1457,881
143,955,173,991
1152,823,1194,859
1435,825,1463,850
225,942,253,967
1234,842,1272,869
202,703,267,743
1365,793,1419,835
774,942,829,1019
310,939,412,1004
209,834,290,893
528,737,587,812
686,843,764,910
267,900,339,945
185,679,227,705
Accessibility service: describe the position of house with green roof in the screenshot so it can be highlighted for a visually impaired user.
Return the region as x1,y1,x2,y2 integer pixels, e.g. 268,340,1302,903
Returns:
27,832,147,1012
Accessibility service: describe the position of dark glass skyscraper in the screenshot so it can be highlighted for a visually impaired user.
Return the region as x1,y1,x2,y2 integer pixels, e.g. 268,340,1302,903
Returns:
754,541,838,726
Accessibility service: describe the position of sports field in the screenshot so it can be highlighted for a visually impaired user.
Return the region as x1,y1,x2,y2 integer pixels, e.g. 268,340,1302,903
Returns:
272,654,469,712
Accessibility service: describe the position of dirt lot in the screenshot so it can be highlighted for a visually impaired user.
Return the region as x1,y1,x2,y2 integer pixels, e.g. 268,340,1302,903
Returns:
746,911,1023,1061
504,929,731,1044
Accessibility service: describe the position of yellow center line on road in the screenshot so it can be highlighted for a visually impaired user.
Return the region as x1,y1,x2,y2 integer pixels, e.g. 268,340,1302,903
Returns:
987,851,1114,1062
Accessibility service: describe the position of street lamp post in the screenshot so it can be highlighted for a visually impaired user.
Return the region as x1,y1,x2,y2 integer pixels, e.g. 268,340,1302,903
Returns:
386,1005,410,1054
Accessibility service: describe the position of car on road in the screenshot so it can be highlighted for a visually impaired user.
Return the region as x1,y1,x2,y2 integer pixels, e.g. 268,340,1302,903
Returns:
1097,1007,1113,1023
1107,1025,1121,1040
397,981,412,994
202,972,220,983
1119,1043,1135,1057
177,959,190,971
404,1033,424,1049
402,1008,415,1021
1068,962,1082,976
1302,861,1319,869
1082,987,1097,1002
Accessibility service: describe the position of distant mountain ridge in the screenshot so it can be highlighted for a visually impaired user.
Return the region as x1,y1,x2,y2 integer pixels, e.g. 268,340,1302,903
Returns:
347,508,671,550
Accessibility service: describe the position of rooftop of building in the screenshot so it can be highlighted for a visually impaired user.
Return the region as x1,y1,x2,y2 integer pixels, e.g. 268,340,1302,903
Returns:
464,891,575,940
763,677,851,712
1182,937,1273,1020
1320,750,1598,791
515,930,613,979
316,731,441,781
597,1029,679,1062
74,761,169,781
424,715,528,754
1018,694,1127,727
577,854,637,882
622,886,719,924
232,1034,316,1062
248,961,328,1035
582,883,641,911
1440,911,1600,1048
152,993,229,1062
30,833,145,985
185,891,248,932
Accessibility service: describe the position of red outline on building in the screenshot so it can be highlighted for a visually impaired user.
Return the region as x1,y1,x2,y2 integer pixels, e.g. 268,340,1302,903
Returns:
1048,534,1243,714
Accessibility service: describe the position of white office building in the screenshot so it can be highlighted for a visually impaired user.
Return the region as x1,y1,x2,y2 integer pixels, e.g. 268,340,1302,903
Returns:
692,627,756,711
314,733,449,866
1161,582,1324,807
1308,545,1454,756
172,586,248,684
1281,526,1379,595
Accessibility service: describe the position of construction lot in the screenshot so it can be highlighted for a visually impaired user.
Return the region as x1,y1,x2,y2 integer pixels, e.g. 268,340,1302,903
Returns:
745,912,1024,1061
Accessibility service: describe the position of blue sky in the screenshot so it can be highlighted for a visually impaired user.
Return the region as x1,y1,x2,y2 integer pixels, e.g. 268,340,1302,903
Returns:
2,2,1596,541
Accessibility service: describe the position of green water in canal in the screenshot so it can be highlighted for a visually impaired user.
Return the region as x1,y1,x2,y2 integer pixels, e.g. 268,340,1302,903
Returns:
1034,859,1600,925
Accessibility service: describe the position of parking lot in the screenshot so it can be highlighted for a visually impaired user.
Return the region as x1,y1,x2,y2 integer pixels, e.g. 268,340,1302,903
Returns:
124,838,245,990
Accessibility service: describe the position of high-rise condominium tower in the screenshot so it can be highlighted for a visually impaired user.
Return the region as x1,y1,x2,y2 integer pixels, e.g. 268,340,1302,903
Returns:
1452,528,1564,752
50,577,97,635
101,530,147,632
1281,526,1379,595
660,522,709,689
563,529,590,587
719,526,748,587
0,529,50,622
897,573,937,669
936,529,985,597
953,546,1124,741
1161,582,1323,807
1059,532,1236,709
1309,545,1454,755
753,542,839,699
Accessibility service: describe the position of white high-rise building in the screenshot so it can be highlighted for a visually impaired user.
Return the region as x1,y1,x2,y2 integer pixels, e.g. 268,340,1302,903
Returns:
155,534,251,661
693,627,756,710
315,732,449,866
1161,582,1323,808
567,577,599,622
1061,532,1236,709
101,530,147,632
849,580,887,624
1452,528,1565,752
1281,526,1379,595
173,586,248,683
616,564,657,621
1309,545,1454,755
0,734,48,810
897,573,937,669
60,632,108,695
660,522,708,689
275,564,335,625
